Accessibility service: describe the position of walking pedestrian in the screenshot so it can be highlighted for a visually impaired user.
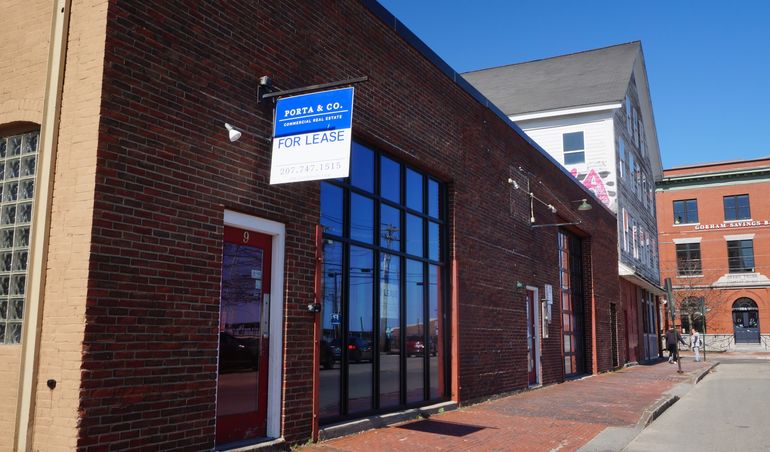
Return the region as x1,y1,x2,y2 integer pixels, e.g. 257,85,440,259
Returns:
665,327,686,363
690,330,702,362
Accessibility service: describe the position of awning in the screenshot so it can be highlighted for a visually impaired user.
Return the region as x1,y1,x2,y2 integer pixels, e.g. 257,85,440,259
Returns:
618,262,666,296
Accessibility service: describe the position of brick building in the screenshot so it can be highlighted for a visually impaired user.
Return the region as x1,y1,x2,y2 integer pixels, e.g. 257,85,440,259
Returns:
1,1,619,450
657,158,770,351
464,42,665,366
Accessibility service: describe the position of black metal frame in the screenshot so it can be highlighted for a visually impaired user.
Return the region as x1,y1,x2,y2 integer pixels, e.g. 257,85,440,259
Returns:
319,141,449,424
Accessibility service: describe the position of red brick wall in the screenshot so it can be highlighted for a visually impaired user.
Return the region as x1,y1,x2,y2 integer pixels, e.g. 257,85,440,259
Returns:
657,163,770,337
80,0,619,448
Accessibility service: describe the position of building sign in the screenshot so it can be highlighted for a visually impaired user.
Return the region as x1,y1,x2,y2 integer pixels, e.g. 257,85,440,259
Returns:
270,87,354,184
693,220,770,231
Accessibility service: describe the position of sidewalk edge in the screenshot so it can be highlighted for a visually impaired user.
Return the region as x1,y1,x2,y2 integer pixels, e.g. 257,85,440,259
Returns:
637,361,719,428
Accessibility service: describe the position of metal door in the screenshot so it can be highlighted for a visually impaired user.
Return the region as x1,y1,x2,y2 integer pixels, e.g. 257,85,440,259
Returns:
526,289,538,385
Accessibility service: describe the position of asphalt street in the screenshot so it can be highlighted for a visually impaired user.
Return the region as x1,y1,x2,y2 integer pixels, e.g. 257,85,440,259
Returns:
624,356,770,452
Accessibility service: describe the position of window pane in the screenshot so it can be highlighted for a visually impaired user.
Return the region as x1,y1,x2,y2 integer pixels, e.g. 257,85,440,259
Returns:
563,132,584,151
428,265,442,399
564,151,585,165
350,193,374,244
686,200,698,223
406,168,423,212
380,205,400,251
321,183,343,236
348,247,373,413
406,259,424,403
406,214,423,257
380,255,400,408
380,156,400,203
350,142,374,192
428,221,440,261
320,241,343,419
428,179,439,219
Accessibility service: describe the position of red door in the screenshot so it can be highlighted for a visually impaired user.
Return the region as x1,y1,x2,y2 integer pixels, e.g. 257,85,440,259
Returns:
526,289,537,385
216,226,272,446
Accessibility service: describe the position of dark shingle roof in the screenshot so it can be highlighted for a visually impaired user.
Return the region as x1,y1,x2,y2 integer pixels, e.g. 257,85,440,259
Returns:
462,42,641,116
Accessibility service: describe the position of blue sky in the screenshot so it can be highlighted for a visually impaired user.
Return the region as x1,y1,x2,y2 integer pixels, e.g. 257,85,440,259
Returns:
378,1,770,169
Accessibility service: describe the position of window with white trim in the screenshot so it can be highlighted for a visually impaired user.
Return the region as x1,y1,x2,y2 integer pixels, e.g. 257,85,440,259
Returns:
562,132,585,165
0,130,39,344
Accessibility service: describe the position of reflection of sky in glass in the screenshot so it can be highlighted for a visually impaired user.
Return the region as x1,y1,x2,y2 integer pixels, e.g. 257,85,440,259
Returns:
428,179,439,218
406,168,423,212
406,214,423,257
428,221,439,261
349,246,373,334
350,193,373,244
221,243,262,328
320,183,343,236
350,143,374,193
381,156,400,202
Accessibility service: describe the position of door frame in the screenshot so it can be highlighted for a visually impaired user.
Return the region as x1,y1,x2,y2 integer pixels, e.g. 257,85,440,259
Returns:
223,210,285,439
526,286,541,386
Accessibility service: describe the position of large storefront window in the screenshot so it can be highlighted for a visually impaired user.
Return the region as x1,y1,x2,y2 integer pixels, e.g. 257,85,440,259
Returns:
0,131,38,344
319,142,447,422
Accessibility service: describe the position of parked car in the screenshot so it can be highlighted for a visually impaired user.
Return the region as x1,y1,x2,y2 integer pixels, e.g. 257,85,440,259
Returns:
320,339,339,370
405,335,425,357
346,336,373,363
219,331,259,373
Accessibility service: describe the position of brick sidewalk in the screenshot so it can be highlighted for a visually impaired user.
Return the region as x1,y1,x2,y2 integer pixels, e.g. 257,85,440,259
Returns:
302,359,712,452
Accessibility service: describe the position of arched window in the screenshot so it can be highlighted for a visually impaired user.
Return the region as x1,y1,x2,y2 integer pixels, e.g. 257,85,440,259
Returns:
0,129,39,344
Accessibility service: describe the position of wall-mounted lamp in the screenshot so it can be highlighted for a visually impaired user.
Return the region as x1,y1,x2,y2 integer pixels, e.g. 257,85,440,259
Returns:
224,123,242,142
573,199,593,211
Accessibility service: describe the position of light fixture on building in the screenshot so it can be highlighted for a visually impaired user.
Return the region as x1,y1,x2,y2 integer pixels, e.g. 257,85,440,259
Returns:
225,123,242,142
574,199,592,211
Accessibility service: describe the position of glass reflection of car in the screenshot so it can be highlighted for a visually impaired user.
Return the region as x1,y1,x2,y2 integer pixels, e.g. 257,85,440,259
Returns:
345,337,373,363
405,335,425,357
320,339,339,370
219,331,259,373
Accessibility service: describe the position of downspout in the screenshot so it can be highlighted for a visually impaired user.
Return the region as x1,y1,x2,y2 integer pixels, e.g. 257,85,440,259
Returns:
14,0,71,450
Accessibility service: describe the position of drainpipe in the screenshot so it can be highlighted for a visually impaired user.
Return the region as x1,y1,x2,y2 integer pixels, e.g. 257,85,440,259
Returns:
14,0,71,450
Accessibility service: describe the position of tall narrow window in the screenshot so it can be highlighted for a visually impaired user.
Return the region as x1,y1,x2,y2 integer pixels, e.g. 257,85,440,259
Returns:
618,138,625,179
319,142,447,422
727,240,755,273
673,199,698,224
676,243,702,276
724,194,750,221
0,130,39,344
562,132,585,165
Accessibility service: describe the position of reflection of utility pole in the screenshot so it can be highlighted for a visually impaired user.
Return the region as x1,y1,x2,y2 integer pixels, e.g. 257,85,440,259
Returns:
328,272,340,337
381,224,398,346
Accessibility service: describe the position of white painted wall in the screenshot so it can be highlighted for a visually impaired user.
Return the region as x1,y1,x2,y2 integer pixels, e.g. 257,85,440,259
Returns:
516,110,619,212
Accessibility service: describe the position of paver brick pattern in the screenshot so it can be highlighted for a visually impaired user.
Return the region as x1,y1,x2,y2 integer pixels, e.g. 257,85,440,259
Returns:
304,360,711,452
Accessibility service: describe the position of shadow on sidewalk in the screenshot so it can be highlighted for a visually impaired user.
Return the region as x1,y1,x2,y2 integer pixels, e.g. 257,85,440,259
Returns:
397,419,494,437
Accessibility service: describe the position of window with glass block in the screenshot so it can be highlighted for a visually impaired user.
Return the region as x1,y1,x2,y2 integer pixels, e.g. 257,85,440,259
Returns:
0,131,38,344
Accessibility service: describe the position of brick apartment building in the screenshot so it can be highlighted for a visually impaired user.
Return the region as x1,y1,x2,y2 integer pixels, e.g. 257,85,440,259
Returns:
657,158,770,350
1,0,619,450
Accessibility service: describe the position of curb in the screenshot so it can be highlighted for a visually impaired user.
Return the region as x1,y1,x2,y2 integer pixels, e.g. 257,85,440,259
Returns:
637,361,719,428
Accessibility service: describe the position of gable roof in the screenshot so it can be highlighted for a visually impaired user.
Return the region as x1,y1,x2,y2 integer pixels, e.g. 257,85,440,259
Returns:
462,42,641,116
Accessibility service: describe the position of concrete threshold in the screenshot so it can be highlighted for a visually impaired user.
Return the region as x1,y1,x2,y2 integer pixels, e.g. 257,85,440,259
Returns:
319,401,458,441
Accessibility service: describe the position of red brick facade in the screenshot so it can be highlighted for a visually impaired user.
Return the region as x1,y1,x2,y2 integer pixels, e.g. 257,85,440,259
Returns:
657,158,770,349
65,1,622,449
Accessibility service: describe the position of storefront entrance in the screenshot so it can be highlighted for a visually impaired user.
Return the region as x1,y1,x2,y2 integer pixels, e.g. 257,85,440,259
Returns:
733,298,760,344
216,226,272,445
